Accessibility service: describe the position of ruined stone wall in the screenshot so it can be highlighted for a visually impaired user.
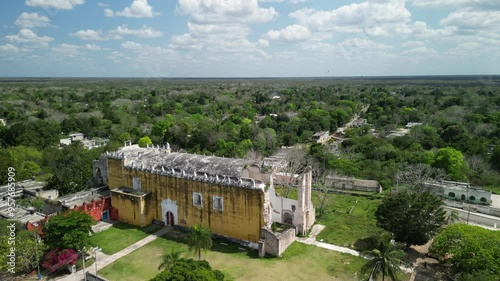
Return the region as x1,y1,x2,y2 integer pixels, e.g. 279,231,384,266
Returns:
260,227,296,256
107,158,266,243
325,176,353,190
92,156,108,186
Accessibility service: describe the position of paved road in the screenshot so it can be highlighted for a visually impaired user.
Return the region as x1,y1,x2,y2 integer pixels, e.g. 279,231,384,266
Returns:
55,227,171,281
445,206,500,230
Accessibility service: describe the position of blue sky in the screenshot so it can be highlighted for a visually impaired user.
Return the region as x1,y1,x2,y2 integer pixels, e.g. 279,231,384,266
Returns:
0,0,499,77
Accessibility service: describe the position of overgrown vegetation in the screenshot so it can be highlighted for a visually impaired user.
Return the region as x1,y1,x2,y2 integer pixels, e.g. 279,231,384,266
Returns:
0,78,499,197
430,224,500,279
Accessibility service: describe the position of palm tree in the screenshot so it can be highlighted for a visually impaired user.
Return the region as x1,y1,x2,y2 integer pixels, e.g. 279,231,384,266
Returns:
158,250,183,270
361,234,406,281
446,210,459,224
186,225,212,260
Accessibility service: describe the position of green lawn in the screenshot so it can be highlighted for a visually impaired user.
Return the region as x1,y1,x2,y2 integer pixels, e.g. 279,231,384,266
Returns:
99,230,369,281
315,193,386,249
274,186,386,249
89,222,161,255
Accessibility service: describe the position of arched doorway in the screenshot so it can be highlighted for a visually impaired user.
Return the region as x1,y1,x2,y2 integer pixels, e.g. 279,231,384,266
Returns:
283,212,293,225
166,211,175,226
95,168,103,185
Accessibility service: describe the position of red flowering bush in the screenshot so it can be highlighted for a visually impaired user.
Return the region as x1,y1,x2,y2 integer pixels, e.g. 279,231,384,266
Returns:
42,249,78,272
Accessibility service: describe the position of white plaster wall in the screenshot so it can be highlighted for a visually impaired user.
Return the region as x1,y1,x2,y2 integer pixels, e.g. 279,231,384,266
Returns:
267,188,299,225
161,198,178,226
268,188,282,223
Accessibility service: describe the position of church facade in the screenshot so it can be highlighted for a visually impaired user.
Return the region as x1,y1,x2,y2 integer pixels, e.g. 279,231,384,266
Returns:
93,143,314,254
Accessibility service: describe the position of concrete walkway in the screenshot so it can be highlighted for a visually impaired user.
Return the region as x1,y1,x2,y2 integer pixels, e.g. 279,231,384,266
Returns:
296,224,413,274
91,220,119,234
55,227,171,281
296,224,362,256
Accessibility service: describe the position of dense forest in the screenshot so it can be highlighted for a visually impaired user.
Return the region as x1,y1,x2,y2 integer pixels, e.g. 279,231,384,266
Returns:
1,77,499,195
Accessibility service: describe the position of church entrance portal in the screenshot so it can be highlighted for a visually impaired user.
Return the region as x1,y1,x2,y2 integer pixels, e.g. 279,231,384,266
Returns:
166,212,175,226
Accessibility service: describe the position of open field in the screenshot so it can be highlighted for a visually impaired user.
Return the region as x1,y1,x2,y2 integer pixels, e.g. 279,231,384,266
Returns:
99,230,369,281
89,222,162,255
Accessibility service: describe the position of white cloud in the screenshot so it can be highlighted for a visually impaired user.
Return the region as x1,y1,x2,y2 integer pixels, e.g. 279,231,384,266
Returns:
410,21,457,38
410,0,500,10
265,24,311,42
187,22,250,35
82,44,102,51
121,41,179,75
0,44,21,52
52,43,81,56
112,0,158,18
441,10,500,30
168,0,276,66
259,0,308,3
111,25,162,38
104,8,114,17
338,38,391,51
52,43,103,57
5,29,54,47
97,2,109,7
25,0,85,10
401,46,438,56
177,0,277,23
401,40,425,48
71,29,108,40
15,12,53,28
258,38,270,47
290,1,411,36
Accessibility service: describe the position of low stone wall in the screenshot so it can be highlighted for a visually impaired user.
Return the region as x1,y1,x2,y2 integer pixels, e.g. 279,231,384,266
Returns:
444,200,500,218
445,207,500,229
260,227,296,257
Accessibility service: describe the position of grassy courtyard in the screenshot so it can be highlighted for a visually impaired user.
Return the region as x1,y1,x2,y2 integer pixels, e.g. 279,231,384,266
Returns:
315,193,386,249
275,186,386,249
89,222,162,254
99,231,368,281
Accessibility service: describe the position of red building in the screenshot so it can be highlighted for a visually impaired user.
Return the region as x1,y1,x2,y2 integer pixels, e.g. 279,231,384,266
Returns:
70,196,112,221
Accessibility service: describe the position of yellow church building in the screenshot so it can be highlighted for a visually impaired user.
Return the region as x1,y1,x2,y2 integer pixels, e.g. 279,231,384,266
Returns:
93,142,314,256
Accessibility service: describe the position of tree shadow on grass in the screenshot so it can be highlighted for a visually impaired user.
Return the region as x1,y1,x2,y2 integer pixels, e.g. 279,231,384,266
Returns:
109,221,162,235
353,235,378,252
159,230,274,260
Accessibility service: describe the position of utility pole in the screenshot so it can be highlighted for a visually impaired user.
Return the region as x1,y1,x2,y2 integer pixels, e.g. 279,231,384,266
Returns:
81,247,87,281
467,205,471,225
94,247,101,279
34,232,41,280
466,188,470,225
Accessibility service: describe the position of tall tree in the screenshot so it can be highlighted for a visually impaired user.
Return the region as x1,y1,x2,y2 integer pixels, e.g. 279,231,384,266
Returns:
491,145,500,172
361,235,406,281
43,211,95,251
138,136,153,147
396,163,447,192
375,191,447,248
150,258,224,281
433,147,469,182
186,225,212,260
277,148,308,197
0,221,46,274
430,224,500,276
308,157,332,217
